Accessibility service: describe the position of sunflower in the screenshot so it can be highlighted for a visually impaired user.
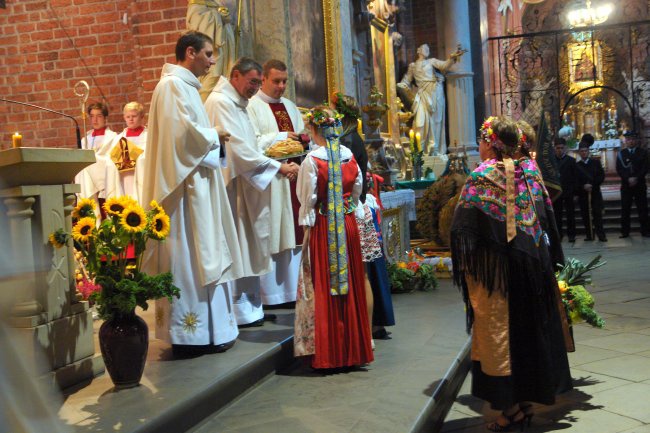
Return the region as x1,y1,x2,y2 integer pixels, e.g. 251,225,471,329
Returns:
72,217,96,242
120,204,147,233
149,200,164,215
48,228,69,249
104,197,127,216
72,198,96,219
150,212,171,239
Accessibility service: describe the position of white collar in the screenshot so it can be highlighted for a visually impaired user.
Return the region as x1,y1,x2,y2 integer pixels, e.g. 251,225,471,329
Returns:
310,144,353,161
256,90,283,104
161,63,201,90
214,76,249,108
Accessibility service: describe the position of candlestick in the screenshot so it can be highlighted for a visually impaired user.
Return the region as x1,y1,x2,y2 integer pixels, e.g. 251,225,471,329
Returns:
12,132,22,148
409,129,414,143
415,132,421,152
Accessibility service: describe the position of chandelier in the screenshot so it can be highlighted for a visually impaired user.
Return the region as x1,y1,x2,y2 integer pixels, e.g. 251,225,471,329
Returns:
567,0,614,28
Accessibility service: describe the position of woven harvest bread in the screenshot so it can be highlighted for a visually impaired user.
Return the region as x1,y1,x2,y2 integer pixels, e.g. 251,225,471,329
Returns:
265,139,304,157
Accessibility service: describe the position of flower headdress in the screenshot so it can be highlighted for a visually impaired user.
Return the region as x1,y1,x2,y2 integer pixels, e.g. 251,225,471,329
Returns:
333,92,360,121
480,116,505,151
518,128,531,151
306,107,343,129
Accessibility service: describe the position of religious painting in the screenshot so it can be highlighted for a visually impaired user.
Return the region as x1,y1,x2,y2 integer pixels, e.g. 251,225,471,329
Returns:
288,0,328,108
380,207,403,263
568,41,603,87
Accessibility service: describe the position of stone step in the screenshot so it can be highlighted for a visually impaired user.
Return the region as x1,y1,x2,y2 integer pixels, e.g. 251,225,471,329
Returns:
188,286,470,433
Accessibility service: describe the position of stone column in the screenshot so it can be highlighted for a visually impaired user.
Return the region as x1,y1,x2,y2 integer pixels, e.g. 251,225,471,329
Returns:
4,196,43,319
442,0,479,155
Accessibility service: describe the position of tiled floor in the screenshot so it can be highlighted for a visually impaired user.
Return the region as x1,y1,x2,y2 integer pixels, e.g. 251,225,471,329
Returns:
442,235,650,433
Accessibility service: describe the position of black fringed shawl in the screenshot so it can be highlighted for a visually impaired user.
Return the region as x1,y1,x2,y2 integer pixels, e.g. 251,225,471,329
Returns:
450,158,564,333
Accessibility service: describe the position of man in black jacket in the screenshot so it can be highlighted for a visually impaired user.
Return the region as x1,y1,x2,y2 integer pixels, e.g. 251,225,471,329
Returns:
616,131,650,238
576,135,607,241
553,138,578,242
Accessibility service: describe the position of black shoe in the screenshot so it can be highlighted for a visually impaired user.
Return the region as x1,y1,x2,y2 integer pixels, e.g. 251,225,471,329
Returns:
372,328,392,340
263,313,277,322
642,232,650,238
584,237,594,241
238,318,265,328
619,233,630,238
598,235,608,242
204,339,236,353
568,237,576,243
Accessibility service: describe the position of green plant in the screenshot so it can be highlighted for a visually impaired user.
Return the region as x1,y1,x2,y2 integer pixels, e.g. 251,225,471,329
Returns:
556,255,606,328
387,259,438,293
50,196,180,320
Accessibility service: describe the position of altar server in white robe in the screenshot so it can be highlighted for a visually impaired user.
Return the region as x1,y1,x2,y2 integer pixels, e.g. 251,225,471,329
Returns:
104,101,148,201
75,102,117,200
141,31,243,356
205,57,300,326
247,59,308,306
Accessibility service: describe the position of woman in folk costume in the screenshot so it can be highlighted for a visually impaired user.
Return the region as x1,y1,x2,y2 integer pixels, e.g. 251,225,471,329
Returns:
295,106,374,369
334,93,396,342
450,116,572,431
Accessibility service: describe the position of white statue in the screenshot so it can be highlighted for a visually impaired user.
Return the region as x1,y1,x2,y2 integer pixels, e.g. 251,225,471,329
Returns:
186,1,236,102
397,44,464,155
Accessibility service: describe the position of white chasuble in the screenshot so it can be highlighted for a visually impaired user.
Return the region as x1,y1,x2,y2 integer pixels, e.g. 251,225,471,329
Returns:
247,92,305,304
141,64,242,345
205,77,280,324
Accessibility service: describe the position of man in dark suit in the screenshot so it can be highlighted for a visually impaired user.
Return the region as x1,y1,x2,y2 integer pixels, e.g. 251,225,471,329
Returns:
616,131,650,238
576,135,607,241
553,138,578,242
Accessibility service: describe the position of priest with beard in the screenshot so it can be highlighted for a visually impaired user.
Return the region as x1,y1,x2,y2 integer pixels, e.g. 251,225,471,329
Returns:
141,31,244,357
247,59,310,309
205,57,300,327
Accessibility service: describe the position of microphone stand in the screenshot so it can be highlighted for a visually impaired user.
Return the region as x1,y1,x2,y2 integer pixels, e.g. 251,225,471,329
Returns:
0,97,82,149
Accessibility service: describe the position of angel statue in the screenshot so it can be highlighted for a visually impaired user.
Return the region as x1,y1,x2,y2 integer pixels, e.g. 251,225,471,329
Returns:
397,44,465,155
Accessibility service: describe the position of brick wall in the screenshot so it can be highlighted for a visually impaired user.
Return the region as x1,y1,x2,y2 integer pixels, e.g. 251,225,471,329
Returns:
395,0,438,80
0,0,187,149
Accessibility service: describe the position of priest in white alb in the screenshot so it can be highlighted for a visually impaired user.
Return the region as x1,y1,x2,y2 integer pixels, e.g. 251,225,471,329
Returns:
204,57,300,327
141,31,243,356
247,59,309,307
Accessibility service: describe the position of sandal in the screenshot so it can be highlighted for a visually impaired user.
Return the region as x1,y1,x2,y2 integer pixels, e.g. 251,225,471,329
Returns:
519,403,534,427
486,409,526,432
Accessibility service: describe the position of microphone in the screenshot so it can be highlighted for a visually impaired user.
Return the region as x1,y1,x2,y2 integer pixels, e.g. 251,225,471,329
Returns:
0,97,82,149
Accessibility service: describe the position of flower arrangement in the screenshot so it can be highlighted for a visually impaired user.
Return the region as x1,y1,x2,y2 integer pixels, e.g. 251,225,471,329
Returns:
387,251,438,293
556,255,606,328
604,118,619,139
50,196,180,321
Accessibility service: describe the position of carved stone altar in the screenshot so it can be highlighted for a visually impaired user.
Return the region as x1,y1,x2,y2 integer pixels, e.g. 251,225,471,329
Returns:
0,147,104,389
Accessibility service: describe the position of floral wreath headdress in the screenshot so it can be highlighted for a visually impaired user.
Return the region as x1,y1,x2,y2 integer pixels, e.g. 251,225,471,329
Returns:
333,92,360,121
306,107,344,129
480,116,505,152
517,127,532,151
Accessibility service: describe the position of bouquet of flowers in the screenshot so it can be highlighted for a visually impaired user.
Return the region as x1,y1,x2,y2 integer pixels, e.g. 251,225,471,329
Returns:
387,251,438,293
604,118,619,139
49,196,180,320
556,255,606,328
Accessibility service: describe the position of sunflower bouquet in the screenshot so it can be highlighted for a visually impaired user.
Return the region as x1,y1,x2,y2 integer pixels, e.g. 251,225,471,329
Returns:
556,255,606,328
49,196,180,321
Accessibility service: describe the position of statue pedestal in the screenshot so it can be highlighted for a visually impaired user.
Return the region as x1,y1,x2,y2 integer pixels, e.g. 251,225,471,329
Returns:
423,154,449,179
0,147,104,390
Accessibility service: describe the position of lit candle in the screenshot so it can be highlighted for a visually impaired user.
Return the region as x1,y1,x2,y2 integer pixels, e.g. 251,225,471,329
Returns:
409,129,415,143
415,132,421,152
12,132,22,148
357,118,363,135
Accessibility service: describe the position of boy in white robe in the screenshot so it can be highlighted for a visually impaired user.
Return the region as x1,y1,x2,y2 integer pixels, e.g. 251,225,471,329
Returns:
75,102,117,200
103,101,148,201
204,57,299,327
247,59,309,307
141,31,244,356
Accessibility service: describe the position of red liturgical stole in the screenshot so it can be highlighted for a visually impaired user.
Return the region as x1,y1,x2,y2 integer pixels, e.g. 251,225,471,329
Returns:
268,102,294,132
